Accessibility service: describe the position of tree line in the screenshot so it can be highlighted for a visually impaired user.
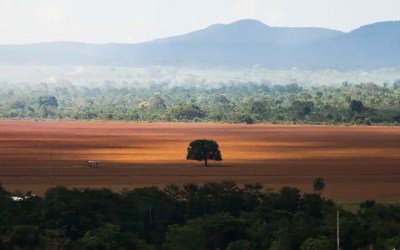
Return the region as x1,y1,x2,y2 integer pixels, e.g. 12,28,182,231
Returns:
1,81,400,125
1,181,400,249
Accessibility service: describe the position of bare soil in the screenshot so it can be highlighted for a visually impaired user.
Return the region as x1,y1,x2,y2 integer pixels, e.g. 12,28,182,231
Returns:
0,120,399,201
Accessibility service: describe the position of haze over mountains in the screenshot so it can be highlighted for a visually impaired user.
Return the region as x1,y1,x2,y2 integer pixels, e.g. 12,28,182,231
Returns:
0,19,399,70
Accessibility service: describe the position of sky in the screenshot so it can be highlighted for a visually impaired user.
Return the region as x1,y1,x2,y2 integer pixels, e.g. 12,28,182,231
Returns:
0,0,399,44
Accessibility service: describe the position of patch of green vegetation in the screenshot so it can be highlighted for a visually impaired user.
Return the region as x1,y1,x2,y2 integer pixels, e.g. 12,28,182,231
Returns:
1,180,400,249
337,200,400,212
1,81,400,125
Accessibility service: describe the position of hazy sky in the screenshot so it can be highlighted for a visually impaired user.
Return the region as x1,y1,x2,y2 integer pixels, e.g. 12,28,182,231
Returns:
0,0,399,44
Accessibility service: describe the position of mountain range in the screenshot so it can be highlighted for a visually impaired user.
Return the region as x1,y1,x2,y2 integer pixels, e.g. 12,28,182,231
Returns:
0,19,399,70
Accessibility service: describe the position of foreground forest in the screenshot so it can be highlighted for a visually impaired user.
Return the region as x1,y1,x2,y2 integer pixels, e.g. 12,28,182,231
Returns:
1,181,400,250
1,80,400,125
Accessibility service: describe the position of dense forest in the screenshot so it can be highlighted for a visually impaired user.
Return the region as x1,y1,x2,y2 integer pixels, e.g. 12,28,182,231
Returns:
1,80,400,125
1,181,400,249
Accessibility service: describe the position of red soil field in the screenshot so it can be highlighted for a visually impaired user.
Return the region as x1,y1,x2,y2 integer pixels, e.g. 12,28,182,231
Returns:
0,120,399,201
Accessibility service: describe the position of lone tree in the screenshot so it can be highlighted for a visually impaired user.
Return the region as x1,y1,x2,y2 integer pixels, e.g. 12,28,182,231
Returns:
313,176,325,194
186,139,222,166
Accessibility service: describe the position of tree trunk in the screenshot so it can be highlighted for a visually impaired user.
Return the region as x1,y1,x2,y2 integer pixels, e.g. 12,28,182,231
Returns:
204,158,208,166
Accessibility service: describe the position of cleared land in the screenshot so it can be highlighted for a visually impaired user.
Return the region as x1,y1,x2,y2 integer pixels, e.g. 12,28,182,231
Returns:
0,120,399,201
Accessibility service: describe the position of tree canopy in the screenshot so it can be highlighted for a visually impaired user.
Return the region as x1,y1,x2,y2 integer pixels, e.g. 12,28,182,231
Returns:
186,139,222,166
1,81,400,125
38,95,58,108
0,181,400,249
313,176,325,194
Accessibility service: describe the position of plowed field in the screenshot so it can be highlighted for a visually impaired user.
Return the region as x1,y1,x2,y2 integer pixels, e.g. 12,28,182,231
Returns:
0,120,399,200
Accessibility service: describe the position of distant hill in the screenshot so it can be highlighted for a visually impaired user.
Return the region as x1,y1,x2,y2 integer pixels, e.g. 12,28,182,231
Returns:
0,19,399,70
149,19,342,44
